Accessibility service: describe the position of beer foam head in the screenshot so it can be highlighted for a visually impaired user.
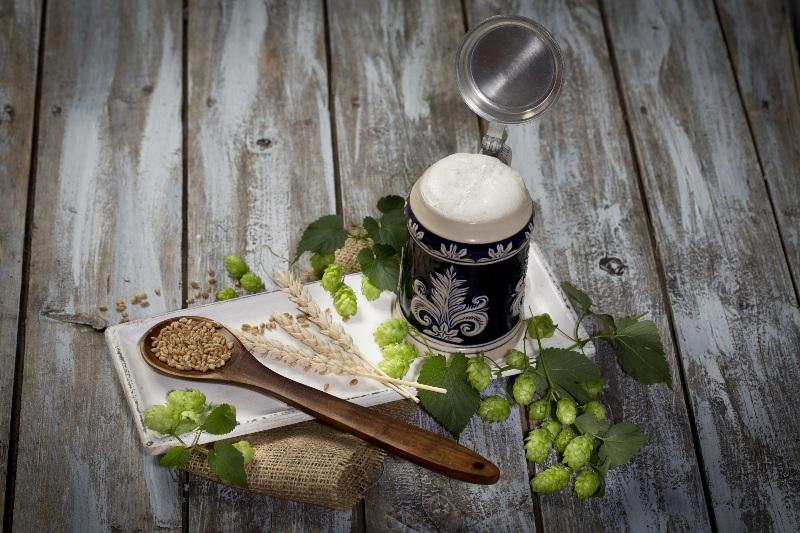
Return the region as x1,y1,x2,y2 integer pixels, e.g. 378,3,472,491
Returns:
410,153,532,243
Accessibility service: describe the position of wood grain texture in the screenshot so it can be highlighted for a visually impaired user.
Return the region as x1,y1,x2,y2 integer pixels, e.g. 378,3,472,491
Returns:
185,1,346,530
716,0,800,293
328,0,480,223
0,0,42,525
603,0,800,529
10,0,183,530
328,0,536,530
465,1,713,530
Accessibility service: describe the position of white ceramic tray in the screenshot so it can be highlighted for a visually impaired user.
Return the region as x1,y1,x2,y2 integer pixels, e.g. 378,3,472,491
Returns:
106,241,590,454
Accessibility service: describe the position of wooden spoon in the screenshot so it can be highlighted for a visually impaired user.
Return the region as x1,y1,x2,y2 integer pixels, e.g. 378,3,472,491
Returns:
139,316,499,485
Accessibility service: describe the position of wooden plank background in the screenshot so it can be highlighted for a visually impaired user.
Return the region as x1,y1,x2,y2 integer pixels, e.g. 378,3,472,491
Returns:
2,0,800,531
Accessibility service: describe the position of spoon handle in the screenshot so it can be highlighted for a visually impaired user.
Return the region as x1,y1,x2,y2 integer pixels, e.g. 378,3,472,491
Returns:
232,357,499,485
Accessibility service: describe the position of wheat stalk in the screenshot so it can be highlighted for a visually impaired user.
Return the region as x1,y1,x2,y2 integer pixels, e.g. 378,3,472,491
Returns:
235,328,445,394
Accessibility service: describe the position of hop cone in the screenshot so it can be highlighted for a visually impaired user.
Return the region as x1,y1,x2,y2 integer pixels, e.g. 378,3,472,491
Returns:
240,272,265,293
505,349,527,369
556,398,577,425
580,378,604,398
478,396,511,422
311,252,335,276
582,400,607,421
574,470,601,499
530,464,572,494
528,398,550,421
524,428,553,463
542,419,562,439
382,342,417,363
512,374,537,405
224,254,248,278
563,435,593,469
321,263,345,293
373,318,409,347
215,287,237,301
467,358,493,392
527,313,556,340
554,426,577,453
361,276,382,301
333,285,357,317
378,357,410,379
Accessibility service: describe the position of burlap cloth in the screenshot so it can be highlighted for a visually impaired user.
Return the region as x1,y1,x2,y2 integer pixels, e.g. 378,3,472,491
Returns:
182,234,413,510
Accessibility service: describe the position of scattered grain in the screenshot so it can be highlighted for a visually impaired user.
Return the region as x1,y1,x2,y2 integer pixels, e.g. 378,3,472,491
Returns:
207,268,215,276
349,378,358,386
208,277,217,285
154,288,161,296
200,290,209,299
323,383,330,392
186,298,195,304
190,281,200,289
98,305,108,312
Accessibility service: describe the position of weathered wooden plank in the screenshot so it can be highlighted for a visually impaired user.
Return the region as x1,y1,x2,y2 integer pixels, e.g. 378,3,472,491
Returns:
602,0,800,529
716,0,800,293
464,1,713,530
328,0,536,530
0,0,42,525
11,0,183,530
329,0,481,223
185,0,347,530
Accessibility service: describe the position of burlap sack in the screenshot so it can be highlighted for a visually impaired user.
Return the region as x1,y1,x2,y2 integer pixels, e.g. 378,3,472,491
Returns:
180,392,418,509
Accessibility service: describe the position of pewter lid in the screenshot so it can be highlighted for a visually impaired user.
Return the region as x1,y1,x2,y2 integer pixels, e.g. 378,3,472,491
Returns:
455,15,563,124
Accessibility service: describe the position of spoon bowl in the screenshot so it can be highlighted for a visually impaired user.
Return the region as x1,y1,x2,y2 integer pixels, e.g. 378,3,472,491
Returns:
139,316,500,485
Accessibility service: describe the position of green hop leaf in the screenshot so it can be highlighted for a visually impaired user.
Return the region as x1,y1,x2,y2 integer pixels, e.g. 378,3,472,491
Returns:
208,441,247,487
580,378,604,398
563,435,593,469
311,252,335,276
172,412,201,436
556,398,577,425
357,244,400,292
373,318,409,347
377,195,405,213
159,445,191,467
537,348,601,404
224,254,249,278
554,427,577,453
201,404,237,435
542,419,562,440
240,272,265,293
215,287,238,301
361,276,382,301
598,422,647,469
524,428,553,463
527,313,557,340
560,281,592,312
574,412,611,437
573,469,601,499
378,357,411,379
530,464,572,495
143,404,180,435
167,389,207,414
466,358,493,392
582,400,607,421
381,342,417,363
528,398,550,421
478,396,511,422
512,374,537,405
504,349,527,369
232,440,255,465
295,214,347,260
363,213,408,253
321,263,344,293
417,353,480,437
612,316,671,385
333,285,357,318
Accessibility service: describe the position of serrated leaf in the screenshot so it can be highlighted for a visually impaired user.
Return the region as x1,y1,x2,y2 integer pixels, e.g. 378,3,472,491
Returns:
598,422,647,469
363,210,407,252
417,353,480,437
539,348,601,389
613,317,671,384
295,215,347,259
172,417,200,436
377,195,405,213
575,412,611,437
208,441,247,487
358,244,400,292
201,404,237,435
159,445,191,467
561,281,592,312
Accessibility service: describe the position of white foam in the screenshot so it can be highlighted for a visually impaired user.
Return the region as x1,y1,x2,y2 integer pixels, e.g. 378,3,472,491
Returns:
418,153,529,224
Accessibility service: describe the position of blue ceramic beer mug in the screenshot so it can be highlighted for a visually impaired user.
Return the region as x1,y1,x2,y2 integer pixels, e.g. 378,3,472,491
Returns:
396,15,562,358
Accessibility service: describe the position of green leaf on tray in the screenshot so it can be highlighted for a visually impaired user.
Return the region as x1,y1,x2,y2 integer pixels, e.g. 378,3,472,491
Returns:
357,244,400,292
537,348,601,404
417,353,481,437
172,416,200,436
560,281,593,312
574,412,611,437
201,404,237,435
295,214,347,259
598,422,647,469
159,445,191,467
208,441,247,487
612,316,671,385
